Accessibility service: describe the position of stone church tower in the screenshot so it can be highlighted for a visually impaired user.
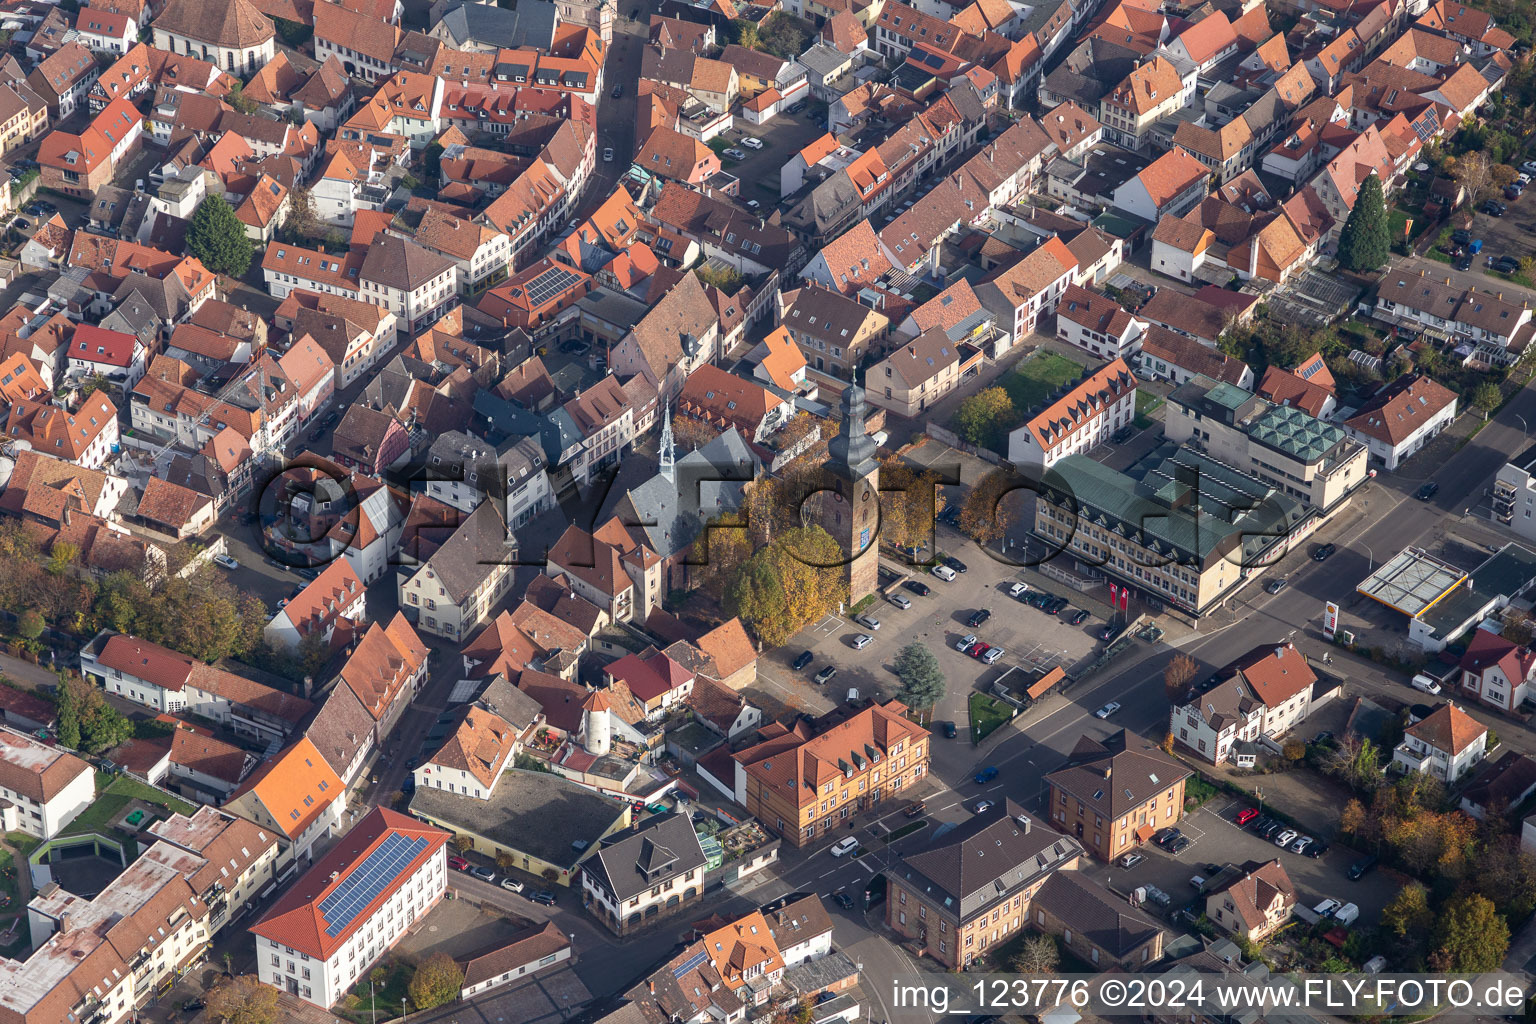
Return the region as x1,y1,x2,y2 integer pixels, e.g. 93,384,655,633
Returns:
818,384,881,605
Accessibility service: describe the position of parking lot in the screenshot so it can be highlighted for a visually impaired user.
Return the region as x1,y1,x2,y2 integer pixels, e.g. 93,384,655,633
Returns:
716,110,832,205
1084,799,1401,932
1461,200,1536,283
756,523,1111,730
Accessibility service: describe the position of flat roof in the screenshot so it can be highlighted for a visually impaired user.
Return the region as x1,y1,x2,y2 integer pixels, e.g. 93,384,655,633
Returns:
408,768,628,871
1356,547,1467,617
1470,543,1536,600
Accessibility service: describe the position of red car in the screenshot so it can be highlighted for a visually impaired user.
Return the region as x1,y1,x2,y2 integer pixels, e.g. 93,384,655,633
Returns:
1235,808,1259,827
970,643,992,660
448,855,471,871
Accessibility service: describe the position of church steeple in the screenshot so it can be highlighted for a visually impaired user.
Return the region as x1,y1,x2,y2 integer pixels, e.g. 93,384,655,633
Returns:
826,384,879,482
659,404,675,483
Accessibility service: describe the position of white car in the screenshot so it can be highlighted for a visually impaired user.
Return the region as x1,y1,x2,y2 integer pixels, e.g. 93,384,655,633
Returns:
931,564,956,581
851,634,874,650
830,836,859,857
213,554,240,570
975,800,994,813
854,613,881,630
1333,903,1360,926
1274,829,1299,847
1289,835,1312,854
1314,898,1343,918
743,136,764,149
602,147,614,162
956,634,977,651
1007,582,1027,597
746,199,760,209
1094,702,1121,719
888,594,912,610
500,878,525,893
1410,674,1442,694
1523,160,1536,174
1118,853,1144,868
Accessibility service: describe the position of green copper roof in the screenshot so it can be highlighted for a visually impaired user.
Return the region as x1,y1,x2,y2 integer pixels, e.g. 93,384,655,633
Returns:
1247,404,1344,463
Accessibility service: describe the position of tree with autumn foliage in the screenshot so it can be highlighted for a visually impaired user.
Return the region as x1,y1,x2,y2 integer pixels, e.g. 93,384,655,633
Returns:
1431,894,1508,972
877,458,940,558
725,526,847,646
960,468,1025,547
1163,654,1197,703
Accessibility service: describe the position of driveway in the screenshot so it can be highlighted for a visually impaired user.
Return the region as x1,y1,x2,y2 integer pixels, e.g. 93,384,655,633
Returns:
720,112,832,206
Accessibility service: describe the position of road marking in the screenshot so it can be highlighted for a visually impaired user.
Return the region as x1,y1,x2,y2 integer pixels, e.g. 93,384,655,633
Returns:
987,784,1005,792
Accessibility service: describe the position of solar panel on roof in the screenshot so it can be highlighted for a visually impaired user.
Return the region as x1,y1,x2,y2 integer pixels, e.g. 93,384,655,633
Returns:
318,833,430,937
673,949,709,977
524,265,581,309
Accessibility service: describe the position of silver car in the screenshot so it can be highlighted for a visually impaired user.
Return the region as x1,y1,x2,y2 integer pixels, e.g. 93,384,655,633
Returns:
888,594,912,609
854,613,881,630
852,634,874,650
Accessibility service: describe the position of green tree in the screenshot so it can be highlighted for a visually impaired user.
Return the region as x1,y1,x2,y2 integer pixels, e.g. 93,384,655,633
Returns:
187,195,255,277
960,469,1022,547
695,264,745,293
16,609,44,640
725,555,794,646
206,975,279,1024
725,19,759,48
1382,881,1433,938
423,140,445,182
408,952,463,1010
1472,381,1502,418
57,696,80,749
227,83,258,115
952,387,1016,451
892,642,945,714
1431,894,1509,972
1336,173,1390,272
285,185,318,237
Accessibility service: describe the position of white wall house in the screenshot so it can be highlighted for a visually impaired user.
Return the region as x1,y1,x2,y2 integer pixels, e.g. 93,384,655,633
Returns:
0,727,95,839
1008,358,1136,471
1392,702,1488,783
252,809,450,1008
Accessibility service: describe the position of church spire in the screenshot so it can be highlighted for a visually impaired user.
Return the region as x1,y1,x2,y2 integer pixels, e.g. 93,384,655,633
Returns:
659,403,675,483
826,384,878,482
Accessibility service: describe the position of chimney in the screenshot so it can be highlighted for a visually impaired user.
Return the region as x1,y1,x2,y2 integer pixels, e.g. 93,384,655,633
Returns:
303,675,313,698
59,912,72,933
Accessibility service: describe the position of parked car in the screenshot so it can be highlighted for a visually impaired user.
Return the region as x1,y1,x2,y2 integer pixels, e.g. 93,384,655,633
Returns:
1494,256,1520,274
1097,623,1120,641
940,721,958,739
469,865,496,882
830,836,860,857
1068,609,1091,625
1261,822,1285,840
814,666,837,684
530,890,557,906
1523,160,1536,175
969,642,992,660
1249,815,1274,833
500,878,525,893
793,650,814,671
1313,543,1336,561
1484,199,1508,216
904,580,932,596
888,593,912,609
974,765,999,784
956,634,977,651
1333,903,1360,926
723,148,747,160
1119,853,1145,868
213,554,239,570
1111,425,1135,444
1347,855,1378,880
745,199,759,210
931,564,957,581
974,799,994,814
854,613,881,630
1189,874,1207,891
1153,827,1182,848
966,608,991,628
1410,674,1442,694
1454,252,1474,271
1235,808,1259,826
1451,228,1472,245
181,1000,206,1013
942,555,968,573
1095,701,1121,719
1314,898,1343,918
1505,184,1524,201
1302,839,1328,858
602,147,614,162
832,890,855,910
1168,835,1192,854
981,647,1004,664
1265,578,1288,595
611,84,623,98
851,634,874,650
905,801,927,817
743,137,764,149
448,855,470,871
1007,582,1027,597
1289,835,1312,854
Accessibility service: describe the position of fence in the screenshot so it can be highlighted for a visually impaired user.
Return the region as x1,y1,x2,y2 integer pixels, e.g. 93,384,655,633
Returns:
924,422,1011,467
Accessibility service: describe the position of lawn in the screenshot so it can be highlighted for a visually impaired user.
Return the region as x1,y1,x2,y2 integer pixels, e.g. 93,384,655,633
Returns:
881,820,928,845
1134,388,1164,428
969,692,1016,745
999,353,1084,416
62,775,196,847
338,959,412,1024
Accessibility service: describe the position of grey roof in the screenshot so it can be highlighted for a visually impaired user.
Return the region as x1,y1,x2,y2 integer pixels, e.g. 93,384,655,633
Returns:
423,499,512,602
894,798,1083,920
1033,871,1163,958
475,674,544,732
304,681,376,779
1045,730,1191,819
780,951,859,1000
613,427,759,560
473,389,584,465
410,767,628,871
434,0,557,50
360,234,456,293
1039,450,1303,567
584,813,707,903
798,42,852,79
825,384,878,483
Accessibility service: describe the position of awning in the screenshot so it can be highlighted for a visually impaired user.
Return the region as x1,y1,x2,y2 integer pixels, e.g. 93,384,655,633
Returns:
1135,824,1156,842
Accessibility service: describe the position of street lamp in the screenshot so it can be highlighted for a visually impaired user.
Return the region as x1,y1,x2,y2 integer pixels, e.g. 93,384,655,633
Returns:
1517,414,1528,444
1361,542,1374,573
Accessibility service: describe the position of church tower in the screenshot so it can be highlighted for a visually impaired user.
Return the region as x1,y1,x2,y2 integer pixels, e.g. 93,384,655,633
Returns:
820,384,881,605
658,404,675,483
